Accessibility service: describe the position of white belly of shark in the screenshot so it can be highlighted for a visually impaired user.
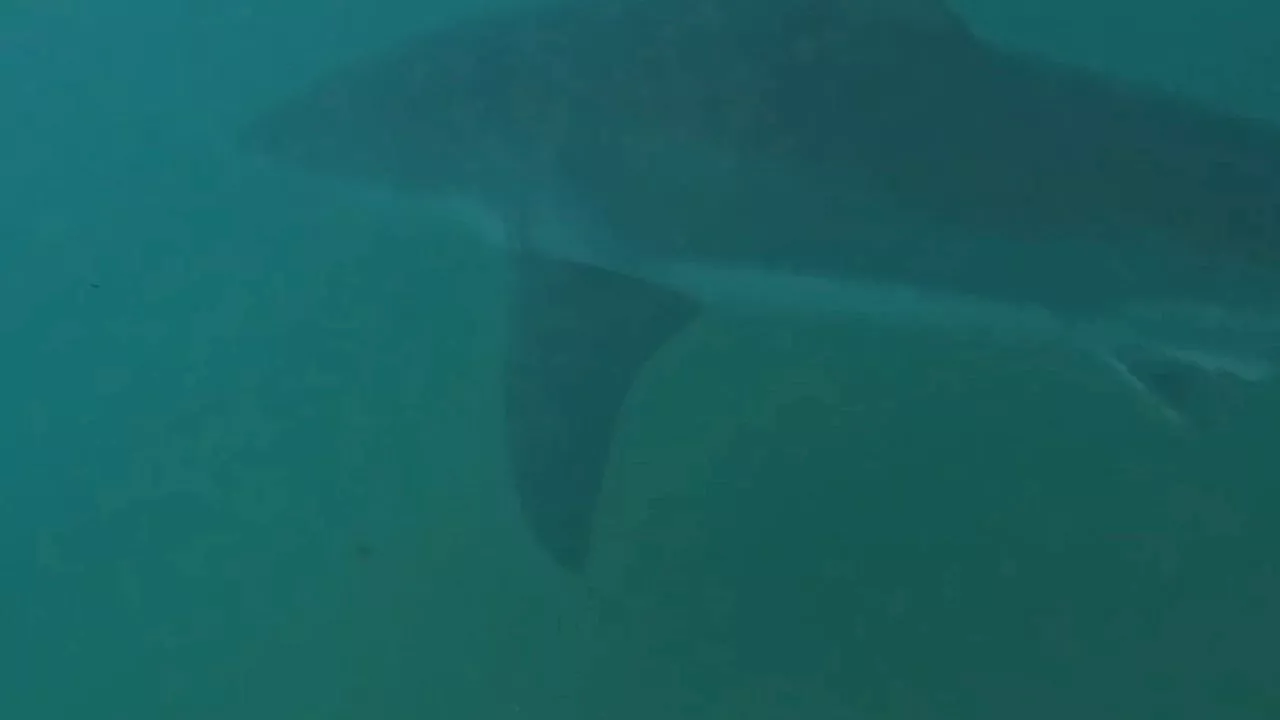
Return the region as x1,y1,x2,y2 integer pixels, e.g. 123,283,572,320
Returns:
648,260,1068,340
646,259,1277,422
446,194,1276,424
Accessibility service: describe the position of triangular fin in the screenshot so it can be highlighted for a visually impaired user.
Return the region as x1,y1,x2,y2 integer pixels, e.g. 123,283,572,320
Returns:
1111,355,1208,424
1101,348,1267,426
504,253,699,572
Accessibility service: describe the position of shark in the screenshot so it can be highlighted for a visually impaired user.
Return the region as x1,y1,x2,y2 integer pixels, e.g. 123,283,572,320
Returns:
241,0,1280,572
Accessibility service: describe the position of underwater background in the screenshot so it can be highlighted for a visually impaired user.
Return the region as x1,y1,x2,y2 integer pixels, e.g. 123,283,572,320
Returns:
1,0,1278,718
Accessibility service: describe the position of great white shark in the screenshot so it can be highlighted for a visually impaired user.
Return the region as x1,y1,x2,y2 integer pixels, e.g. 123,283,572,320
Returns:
241,0,1280,572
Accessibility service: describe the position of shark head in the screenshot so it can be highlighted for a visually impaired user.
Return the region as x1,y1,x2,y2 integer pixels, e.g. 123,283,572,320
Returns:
241,46,506,195
242,0,1280,572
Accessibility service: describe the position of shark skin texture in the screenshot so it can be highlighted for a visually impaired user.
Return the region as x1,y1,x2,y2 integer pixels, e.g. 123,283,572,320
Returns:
241,0,1280,572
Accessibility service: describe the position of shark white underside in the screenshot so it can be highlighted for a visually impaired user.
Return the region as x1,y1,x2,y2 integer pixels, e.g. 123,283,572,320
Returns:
447,193,1275,424
631,260,1272,424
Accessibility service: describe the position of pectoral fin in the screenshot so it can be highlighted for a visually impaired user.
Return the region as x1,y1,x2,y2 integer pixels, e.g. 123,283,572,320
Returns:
1102,348,1270,425
1107,354,1209,424
504,253,698,572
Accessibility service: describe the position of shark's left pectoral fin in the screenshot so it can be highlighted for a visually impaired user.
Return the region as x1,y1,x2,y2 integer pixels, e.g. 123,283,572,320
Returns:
504,253,699,572
1106,354,1210,424
1102,349,1271,425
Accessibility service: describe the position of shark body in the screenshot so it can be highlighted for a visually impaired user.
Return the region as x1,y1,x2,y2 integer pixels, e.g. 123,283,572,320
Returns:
243,0,1280,571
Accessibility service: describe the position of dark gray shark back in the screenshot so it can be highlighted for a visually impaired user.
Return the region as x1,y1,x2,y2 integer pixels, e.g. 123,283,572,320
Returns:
245,0,1280,261
241,0,792,191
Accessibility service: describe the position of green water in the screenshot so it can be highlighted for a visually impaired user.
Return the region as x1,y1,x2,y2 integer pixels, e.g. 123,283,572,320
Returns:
1,0,1278,718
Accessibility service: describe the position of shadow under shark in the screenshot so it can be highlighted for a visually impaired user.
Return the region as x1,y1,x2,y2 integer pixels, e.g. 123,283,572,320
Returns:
242,0,1280,572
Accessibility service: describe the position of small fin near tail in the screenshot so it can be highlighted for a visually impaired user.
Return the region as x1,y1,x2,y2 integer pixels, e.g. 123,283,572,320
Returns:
504,253,699,572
